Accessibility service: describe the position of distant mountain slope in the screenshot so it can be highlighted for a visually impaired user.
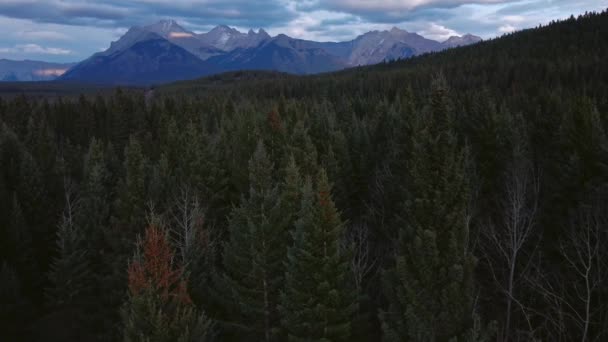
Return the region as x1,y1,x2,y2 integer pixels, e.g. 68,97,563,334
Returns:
60,37,213,85
208,34,347,74
53,20,482,85
312,27,473,66
346,27,442,65
0,59,75,81
441,34,483,49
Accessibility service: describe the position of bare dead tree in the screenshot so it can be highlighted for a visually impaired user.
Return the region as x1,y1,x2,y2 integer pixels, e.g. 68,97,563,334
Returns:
562,209,604,342
482,153,540,341
528,204,607,342
170,187,215,269
343,222,378,293
56,177,81,253
61,177,79,230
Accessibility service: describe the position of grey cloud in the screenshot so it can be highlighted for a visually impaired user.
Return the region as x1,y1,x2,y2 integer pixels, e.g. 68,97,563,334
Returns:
61,4,130,20
16,30,70,41
316,0,520,22
0,43,71,55
0,0,296,30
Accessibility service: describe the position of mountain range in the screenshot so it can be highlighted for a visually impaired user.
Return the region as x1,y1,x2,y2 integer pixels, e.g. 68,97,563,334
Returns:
4,20,482,85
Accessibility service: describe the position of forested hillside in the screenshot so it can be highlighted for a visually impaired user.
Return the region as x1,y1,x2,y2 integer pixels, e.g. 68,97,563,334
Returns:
1,10,607,342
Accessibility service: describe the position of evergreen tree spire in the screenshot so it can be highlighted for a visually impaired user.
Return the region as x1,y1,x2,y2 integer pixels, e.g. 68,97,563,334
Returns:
81,138,111,250
113,135,149,249
280,170,357,341
216,141,289,341
381,75,476,341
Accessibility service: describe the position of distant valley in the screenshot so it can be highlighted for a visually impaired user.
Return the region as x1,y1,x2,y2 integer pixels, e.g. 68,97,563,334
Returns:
0,59,75,82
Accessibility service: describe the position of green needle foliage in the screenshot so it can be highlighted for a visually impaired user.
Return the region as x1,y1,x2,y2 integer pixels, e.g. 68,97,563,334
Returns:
280,170,357,342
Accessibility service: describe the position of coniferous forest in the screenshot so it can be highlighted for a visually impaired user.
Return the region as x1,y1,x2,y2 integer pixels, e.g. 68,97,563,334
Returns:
2,10,608,342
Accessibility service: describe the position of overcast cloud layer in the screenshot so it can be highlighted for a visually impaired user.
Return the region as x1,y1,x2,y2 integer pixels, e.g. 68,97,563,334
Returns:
0,0,605,62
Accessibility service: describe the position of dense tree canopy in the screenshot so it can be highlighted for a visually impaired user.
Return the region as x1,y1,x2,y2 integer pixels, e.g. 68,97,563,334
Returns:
1,10,608,342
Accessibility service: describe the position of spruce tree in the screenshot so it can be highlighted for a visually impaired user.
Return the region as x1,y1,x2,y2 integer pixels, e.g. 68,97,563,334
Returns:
381,76,476,341
81,138,111,252
280,156,302,225
17,150,53,275
288,120,318,177
78,138,121,338
113,135,149,250
6,193,40,302
102,136,150,339
181,120,206,190
217,141,289,341
265,108,287,168
280,170,357,342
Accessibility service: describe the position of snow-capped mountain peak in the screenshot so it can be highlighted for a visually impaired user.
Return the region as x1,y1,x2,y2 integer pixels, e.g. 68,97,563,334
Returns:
390,27,408,35
197,25,271,51
144,19,190,38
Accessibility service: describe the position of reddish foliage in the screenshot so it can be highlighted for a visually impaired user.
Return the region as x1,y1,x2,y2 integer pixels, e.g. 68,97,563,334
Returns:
318,190,333,223
127,261,147,297
318,190,331,208
127,225,192,305
267,109,283,133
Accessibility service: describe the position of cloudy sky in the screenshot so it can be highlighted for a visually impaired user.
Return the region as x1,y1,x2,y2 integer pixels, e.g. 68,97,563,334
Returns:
0,0,605,62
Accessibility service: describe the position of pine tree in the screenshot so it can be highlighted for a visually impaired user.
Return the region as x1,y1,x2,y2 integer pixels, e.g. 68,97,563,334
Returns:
81,138,111,252
113,135,149,250
6,192,40,302
99,136,151,339
17,150,53,276
280,170,357,342
280,156,302,226
181,120,206,190
122,224,212,342
266,108,287,167
76,138,123,339
288,120,318,177
6,193,33,270
381,76,476,341
216,141,289,341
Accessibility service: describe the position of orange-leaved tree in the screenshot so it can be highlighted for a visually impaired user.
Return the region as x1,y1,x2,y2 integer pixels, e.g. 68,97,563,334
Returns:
122,223,212,342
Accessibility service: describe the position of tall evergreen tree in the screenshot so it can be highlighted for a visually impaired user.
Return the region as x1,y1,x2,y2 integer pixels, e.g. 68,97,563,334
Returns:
81,138,112,252
6,193,41,303
77,138,121,338
216,141,289,341
280,170,357,342
280,156,302,226
288,121,318,177
381,76,476,341
113,135,149,251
